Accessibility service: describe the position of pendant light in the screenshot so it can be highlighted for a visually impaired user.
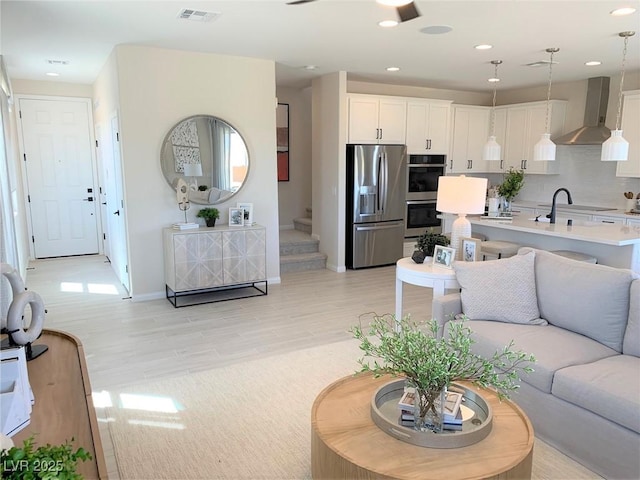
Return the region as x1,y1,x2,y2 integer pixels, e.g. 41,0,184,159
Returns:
601,31,635,162
533,48,559,161
483,60,502,162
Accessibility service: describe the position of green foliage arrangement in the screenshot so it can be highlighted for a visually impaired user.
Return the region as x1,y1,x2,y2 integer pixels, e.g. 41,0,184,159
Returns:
350,314,535,420
496,168,525,201
196,207,220,220
1,435,92,480
414,228,450,257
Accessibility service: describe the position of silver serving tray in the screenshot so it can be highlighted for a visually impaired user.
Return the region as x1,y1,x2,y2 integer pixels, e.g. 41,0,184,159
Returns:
371,379,493,449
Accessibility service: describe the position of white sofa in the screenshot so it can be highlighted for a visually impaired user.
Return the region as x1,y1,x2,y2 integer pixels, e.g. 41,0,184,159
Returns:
432,248,640,480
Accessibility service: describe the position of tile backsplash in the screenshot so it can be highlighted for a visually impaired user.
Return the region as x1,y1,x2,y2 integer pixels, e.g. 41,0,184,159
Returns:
486,145,640,209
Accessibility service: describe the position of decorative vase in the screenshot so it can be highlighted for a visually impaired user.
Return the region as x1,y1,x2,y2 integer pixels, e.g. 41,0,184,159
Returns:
205,218,216,227
411,251,426,264
500,197,513,216
413,386,446,433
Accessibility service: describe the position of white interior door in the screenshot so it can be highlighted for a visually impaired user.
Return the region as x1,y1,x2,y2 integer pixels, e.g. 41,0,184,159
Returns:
95,123,111,261
19,97,98,258
109,114,130,293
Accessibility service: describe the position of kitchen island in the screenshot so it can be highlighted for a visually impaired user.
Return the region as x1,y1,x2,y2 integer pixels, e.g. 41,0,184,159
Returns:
469,215,640,273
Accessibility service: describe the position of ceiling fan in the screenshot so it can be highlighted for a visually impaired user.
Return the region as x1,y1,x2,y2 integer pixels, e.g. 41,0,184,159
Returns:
285,0,421,23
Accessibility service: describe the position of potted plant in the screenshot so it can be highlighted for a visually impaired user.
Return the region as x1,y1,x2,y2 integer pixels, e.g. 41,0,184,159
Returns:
412,228,450,264
1,435,92,479
196,207,220,227
350,314,535,432
496,168,525,215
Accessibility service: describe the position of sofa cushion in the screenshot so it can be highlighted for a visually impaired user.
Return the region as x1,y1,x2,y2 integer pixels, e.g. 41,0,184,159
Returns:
446,320,618,393
552,355,640,434
453,251,546,325
624,280,640,357
531,248,637,352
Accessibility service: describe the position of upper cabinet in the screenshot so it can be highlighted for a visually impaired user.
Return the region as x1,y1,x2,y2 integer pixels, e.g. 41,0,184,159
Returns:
496,100,566,175
348,94,407,144
616,91,640,178
448,105,490,173
406,99,452,154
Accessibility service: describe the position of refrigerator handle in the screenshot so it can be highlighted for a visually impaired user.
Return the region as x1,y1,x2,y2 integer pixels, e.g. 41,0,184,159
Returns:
381,150,388,214
376,152,382,213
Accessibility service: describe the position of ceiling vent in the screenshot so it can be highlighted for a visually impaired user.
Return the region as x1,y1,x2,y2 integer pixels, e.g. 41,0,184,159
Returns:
47,59,69,65
526,60,559,68
177,9,220,22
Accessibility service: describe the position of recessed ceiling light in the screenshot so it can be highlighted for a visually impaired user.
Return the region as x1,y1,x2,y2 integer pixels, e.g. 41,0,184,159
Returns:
585,61,602,66
303,65,317,70
386,67,400,72
475,44,493,50
488,78,500,83
378,20,398,27
46,72,60,77
610,7,636,16
377,0,413,6
420,25,453,35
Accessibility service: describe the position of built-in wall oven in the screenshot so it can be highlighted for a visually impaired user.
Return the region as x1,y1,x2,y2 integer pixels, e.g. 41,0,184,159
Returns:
405,154,446,237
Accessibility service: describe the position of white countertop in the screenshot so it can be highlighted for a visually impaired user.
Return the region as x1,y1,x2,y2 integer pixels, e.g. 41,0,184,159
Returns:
469,215,640,246
512,201,638,220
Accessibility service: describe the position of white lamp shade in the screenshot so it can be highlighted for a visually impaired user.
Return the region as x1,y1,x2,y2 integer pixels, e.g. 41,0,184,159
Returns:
183,163,203,177
482,136,502,161
436,175,488,214
601,130,629,161
533,133,556,161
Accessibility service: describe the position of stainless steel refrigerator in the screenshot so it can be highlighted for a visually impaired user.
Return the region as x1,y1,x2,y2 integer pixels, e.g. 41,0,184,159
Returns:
346,144,407,269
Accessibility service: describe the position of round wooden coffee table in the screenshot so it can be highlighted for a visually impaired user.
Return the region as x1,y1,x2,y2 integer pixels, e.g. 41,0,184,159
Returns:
311,373,534,480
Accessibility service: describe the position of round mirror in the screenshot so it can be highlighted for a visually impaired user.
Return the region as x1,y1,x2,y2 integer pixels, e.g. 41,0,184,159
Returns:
161,115,250,205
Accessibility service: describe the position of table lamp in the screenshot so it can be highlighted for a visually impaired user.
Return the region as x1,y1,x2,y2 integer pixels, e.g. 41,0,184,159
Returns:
436,175,488,261
183,163,203,191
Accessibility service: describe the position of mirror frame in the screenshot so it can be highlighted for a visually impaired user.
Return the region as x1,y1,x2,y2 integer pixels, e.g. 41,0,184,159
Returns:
161,114,250,205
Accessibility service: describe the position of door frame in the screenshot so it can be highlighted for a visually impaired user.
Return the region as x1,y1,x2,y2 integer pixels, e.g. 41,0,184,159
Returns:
15,94,102,260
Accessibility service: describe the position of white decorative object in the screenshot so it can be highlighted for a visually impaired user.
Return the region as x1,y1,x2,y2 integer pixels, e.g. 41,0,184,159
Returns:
237,202,254,225
0,350,31,436
229,208,245,227
436,175,488,261
533,48,559,161
602,31,635,162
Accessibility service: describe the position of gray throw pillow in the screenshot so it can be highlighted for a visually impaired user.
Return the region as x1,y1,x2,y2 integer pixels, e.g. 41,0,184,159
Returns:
453,251,546,325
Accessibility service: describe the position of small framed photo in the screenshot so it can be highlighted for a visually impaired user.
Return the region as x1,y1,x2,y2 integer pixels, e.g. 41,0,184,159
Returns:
237,202,254,225
461,237,480,262
229,207,245,227
433,245,456,269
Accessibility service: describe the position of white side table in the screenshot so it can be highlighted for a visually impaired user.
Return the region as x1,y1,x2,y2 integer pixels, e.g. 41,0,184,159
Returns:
395,257,460,321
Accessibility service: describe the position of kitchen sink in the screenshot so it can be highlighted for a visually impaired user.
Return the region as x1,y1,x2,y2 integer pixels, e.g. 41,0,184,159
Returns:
537,204,617,211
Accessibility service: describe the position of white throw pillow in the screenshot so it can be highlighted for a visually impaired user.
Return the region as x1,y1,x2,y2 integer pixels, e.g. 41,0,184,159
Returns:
453,251,546,325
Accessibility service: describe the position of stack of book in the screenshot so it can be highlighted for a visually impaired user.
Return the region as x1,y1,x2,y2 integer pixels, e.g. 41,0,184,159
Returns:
172,222,199,230
398,387,464,431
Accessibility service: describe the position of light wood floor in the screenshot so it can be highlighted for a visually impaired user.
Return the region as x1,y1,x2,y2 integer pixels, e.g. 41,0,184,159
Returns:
23,255,600,479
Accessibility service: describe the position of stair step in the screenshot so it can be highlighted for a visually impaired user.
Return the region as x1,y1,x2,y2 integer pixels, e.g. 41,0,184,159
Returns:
280,252,327,273
293,217,312,234
279,229,318,255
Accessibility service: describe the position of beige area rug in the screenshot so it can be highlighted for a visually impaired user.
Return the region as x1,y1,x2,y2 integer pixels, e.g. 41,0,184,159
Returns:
106,340,601,480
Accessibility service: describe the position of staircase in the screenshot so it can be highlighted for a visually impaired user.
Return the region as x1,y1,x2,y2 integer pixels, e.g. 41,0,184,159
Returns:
280,211,327,273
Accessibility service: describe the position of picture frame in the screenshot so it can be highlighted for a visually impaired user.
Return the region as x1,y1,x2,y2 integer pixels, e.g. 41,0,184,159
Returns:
433,245,455,269
236,202,254,225
461,237,480,262
229,207,245,227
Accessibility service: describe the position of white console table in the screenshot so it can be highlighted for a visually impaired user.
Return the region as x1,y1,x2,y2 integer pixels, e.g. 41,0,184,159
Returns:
395,257,460,321
163,224,267,307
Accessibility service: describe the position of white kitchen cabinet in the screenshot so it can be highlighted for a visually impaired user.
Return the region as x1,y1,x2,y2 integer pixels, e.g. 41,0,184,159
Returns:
163,225,267,307
626,217,640,228
348,94,407,144
616,91,640,178
500,100,566,175
449,105,490,173
406,99,452,154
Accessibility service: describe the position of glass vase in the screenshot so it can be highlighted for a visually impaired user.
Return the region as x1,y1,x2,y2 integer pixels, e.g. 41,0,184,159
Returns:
413,386,446,433
500,197,513,216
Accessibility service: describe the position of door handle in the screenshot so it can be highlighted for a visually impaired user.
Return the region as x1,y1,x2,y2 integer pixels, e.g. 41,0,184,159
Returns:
113,210,120,216
83,196,94,202
102,202,107,205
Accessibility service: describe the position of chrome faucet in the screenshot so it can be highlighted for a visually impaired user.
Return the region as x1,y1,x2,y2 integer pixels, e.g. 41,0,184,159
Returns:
547,188,573,224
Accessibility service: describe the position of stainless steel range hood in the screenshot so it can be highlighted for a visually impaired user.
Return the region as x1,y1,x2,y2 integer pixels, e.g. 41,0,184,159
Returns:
555,77,611,145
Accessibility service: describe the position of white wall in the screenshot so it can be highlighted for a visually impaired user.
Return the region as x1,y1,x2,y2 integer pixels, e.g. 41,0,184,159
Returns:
94,45,280,299
312,72,347,272
276,86,312,228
